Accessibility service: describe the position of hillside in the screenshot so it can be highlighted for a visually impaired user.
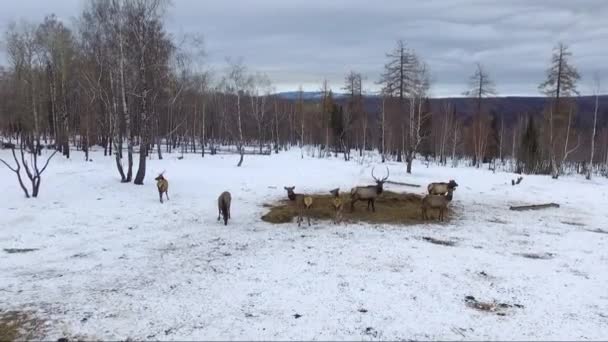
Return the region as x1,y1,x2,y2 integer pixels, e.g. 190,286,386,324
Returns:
276,92,608,127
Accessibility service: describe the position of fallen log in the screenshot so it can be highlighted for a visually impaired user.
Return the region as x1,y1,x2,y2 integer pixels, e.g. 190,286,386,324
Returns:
509,203,560,211
386,180,421,188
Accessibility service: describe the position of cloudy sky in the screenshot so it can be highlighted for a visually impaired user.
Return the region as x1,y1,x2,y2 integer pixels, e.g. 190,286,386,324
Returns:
1,0,607,96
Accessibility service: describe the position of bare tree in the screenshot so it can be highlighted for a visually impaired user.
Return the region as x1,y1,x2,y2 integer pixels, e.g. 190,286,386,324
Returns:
538,42,581,178
379,39,417,162
587,73,601,180
404,61,431,173
225,58,250,167
464,62,496,168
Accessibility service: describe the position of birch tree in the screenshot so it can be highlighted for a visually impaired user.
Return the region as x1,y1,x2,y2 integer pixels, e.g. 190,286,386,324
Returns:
463,62,496,168
587,73,601,180
225,58,250,166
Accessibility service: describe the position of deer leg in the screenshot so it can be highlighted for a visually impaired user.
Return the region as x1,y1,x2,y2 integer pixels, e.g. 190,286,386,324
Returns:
159,191,163,203
165,191,169,201
217,208,221,221
371,199,376,212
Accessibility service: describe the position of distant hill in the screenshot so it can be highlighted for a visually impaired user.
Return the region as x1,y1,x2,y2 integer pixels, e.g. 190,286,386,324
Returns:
275,91,347,101
276,91,608,128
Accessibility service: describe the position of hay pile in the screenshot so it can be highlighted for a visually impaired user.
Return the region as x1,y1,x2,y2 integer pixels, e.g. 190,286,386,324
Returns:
261,190,447,225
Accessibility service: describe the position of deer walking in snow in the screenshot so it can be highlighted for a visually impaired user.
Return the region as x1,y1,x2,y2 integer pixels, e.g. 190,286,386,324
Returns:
155,172,169,203
217,191,232,225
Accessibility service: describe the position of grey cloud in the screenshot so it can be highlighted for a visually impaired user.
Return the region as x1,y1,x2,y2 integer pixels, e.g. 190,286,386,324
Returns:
1,0,607,96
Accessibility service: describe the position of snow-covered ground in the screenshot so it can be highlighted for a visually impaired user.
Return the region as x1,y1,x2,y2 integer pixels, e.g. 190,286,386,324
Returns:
1,148,607,340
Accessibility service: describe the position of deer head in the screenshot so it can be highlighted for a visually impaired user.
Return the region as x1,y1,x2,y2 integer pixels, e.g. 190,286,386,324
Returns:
284,186,296,200
371,166,389,193
448,179,458,189
155,171,166,181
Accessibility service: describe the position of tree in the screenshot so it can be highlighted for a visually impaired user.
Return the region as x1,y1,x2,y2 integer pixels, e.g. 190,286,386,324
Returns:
587,73,601,180
224,58,250,167
379,40,418,162
2,21,59,198
342,71,363,160
130,0,172,185
518,116,541,174
404,61,431,173
538,42,581,178
464,63,496,168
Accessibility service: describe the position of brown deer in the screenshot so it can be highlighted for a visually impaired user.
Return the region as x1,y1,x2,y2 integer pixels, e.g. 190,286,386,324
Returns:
350,166,389,212
298,195,313,227
155,172,169,203
329,188,343,224
421,188,454,221
427,179,458,195
217,191,232,225
284,186,299,201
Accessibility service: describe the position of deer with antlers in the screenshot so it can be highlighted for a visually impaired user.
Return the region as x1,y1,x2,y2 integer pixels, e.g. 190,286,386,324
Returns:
154,171,169,203
350,166,389,212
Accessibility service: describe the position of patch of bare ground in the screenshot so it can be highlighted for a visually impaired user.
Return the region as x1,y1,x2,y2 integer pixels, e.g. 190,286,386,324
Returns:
516,252,555,260
585,228,608,234
261,191,453,224
464,296,524,316
561,221,585,227
3,248,39,254
0,310,48,341
421,236,457,246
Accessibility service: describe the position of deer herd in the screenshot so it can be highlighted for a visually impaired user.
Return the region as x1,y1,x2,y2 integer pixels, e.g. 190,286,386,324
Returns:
154,167,458,226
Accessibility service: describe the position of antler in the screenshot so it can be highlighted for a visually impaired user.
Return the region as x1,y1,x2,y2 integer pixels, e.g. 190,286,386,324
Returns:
159,170,166,177
382,166,389,181
371,167,378,181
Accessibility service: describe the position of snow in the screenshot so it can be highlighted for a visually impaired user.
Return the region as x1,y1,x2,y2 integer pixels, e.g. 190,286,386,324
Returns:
1,148,607,340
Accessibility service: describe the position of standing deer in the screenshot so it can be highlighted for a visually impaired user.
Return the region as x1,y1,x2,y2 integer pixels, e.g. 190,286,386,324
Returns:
217,191,232,225
421,188,454,221
350,166,389,212
427,179,458,195
329,188,343,224
284,186,299,201
155,172,169,203
298,195,313,227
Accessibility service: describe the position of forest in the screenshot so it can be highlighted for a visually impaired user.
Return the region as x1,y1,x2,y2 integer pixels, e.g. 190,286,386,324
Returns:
1,0,606,197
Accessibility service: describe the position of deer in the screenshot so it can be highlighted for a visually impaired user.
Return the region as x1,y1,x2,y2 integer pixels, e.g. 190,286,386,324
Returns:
298,195,314,227
154,172,169,203
329,188,344,224
217,191,232,225
350,166,389,212
421,188,454,221
284,186,299,201
427,179,458,196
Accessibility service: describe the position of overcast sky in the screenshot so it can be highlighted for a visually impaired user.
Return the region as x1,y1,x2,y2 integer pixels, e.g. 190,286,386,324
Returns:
1,0,607,96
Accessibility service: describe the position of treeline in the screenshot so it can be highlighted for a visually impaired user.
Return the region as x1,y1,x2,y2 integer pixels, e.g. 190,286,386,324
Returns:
0,0,606,192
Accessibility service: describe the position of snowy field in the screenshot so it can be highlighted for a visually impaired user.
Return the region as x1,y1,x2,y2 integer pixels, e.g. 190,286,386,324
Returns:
1,148,607,340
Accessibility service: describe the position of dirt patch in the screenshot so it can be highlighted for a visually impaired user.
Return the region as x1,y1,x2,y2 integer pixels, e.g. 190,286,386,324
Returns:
516,252,555,260
422,236,457,246
3,248,39,254
561,221,585,227
261,191,445,225
464,296,524,316
586,228,608,234
0,310,48,340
